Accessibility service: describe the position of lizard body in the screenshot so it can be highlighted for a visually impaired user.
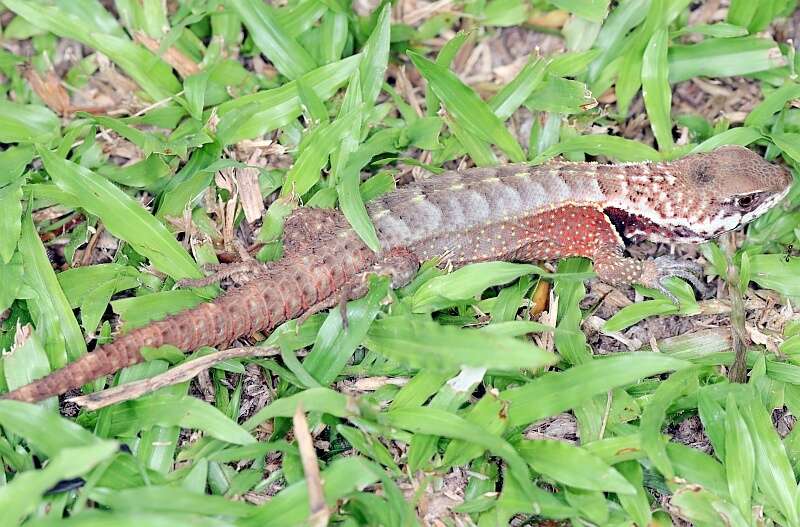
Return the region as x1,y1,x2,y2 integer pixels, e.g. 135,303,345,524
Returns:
2,146,792,403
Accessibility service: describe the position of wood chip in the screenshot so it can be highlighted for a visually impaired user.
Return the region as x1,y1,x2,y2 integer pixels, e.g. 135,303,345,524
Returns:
293,404,330,527
237,165,265,224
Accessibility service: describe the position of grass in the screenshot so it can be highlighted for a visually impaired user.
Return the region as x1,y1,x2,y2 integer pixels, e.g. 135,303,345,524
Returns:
1,0,800,525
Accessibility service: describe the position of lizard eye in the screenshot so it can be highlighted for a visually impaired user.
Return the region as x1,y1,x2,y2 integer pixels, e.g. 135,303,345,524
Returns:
735,195,754,210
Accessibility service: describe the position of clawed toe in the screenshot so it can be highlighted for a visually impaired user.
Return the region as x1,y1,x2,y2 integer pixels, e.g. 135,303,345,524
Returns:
650,256,705,303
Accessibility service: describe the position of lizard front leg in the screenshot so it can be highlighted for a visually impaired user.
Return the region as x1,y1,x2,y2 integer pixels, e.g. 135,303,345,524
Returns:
513,205,703,302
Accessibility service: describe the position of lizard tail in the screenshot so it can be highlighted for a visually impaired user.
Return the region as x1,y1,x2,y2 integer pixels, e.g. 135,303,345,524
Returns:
2,240,377,403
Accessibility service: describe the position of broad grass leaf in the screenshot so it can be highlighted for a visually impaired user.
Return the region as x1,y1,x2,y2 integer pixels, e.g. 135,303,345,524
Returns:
526,76,595,115
365,316,557,371
641,28,672,151
745,81,800,128
672,22,749,38
19,210,87,367
39,148,202,282
549,0,609,22
4,0,180,100
547,50,601,77
443,114,498,166
229,0,316,79
59,264,141,334
640,368,699,479
111,290,205,332
518,440,635,494
0,178,23,263
668,37,787,83
504,353,691,426
740,391,800,525
697,387,727,458
243,387,353,430
0,400,103,455
154,142,222,221
0,442,118,526
0,255,23,313
91,485,254,517
387,369,455,411
58,264,140,308
25,512,233,527
605,278,699,332
412,262,543,313
320,11,348,64
771,132,800,165
0,145,33,187
724,394,755,518
409,51,526,162
749,254,800,297
301,278,389,385
280,110,362,197
2,330,50,394
667,442,730,498
216,55,360,144
586,0,648,83
490,57,549,120
0,100,60,144
385,407,534,498
615,461,652,527
689,127,763,153
105,395,255,445
359,4,391,106
240,457,382,527
534,135,660,163
669,485,750,527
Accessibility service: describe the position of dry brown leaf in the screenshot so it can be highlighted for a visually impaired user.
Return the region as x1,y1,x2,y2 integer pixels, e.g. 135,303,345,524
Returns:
21,64,71,115
135,32,201,78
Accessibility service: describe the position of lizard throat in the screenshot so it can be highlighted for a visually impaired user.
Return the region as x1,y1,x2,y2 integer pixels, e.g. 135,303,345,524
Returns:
604,207,706,244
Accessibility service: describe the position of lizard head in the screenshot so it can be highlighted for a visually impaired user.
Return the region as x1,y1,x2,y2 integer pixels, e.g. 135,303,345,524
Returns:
669,145,793,240
603,145,793,244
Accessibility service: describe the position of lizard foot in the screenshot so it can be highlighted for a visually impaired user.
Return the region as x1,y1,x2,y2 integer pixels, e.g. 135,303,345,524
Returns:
639,256,705,304
177,261,268,288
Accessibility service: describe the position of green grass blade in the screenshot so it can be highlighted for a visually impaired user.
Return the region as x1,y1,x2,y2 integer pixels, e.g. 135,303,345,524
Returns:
518,440,636,494
39,148,202,281
668,36,787,83
0,100,60,144
19,210,88,367
365,316,557,371
229,0,317,80
216,55,360,144
409,51,526,162
0,442,118,526
504,353,691,426
641,27,673,151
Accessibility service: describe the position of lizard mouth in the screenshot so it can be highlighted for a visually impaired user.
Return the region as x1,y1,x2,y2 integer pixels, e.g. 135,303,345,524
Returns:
604,207,705,244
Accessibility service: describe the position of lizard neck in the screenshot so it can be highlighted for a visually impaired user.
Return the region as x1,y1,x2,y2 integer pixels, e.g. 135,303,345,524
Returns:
597,161,716,244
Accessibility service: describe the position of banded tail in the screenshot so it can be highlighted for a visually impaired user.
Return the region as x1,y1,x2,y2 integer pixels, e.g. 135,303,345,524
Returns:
2,228,376,403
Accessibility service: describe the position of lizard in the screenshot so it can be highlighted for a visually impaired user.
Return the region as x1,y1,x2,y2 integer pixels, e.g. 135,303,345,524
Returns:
2,145,792,403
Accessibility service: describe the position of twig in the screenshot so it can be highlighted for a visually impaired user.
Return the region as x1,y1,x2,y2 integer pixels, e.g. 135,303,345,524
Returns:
293,404,329,527
68,346,279,410
724,232,749,383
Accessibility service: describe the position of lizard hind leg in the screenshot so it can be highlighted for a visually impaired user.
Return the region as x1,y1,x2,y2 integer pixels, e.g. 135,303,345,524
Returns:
295,248,420,329
282,208,349,256
176,260,269,288
593,246,704,303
